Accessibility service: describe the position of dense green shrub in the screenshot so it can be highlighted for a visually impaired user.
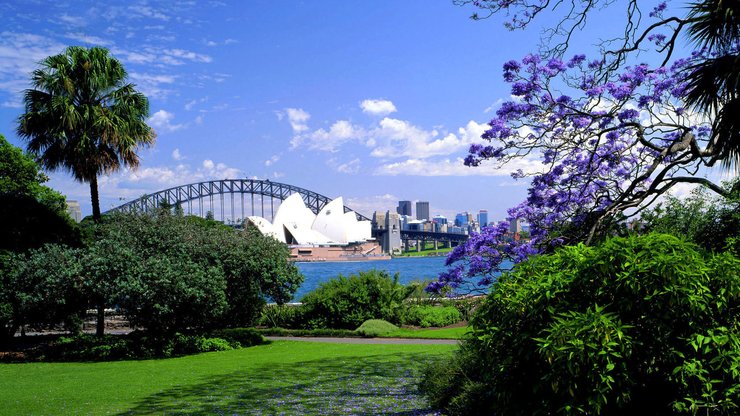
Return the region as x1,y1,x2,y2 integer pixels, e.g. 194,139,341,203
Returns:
210,328,265,347
255,327,358,338
299,270,414,329
404,306,462,328
42,332,238,361
257,304,304,328
1,245,85,342
356,319,399,337
422,234,740,415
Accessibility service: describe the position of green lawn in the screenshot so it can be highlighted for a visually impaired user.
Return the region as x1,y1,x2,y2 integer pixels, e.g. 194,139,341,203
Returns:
0,340,455,415
384,326,470,339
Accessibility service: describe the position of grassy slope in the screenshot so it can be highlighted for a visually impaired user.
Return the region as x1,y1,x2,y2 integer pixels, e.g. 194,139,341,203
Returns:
0,341,455,415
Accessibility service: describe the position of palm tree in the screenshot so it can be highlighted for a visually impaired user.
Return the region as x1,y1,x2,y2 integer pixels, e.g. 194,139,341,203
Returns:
18,46,155,337
684,0,740,171
17,46,155,221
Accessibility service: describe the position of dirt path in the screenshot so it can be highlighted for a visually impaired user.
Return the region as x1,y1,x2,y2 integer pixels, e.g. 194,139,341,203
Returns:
265,336,459,345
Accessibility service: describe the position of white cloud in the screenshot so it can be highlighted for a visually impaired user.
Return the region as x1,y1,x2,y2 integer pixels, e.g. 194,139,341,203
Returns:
360,99,397,116
148,110,185,132
163,48,212,63
128,5,170,21
284,108,310,133
58,14,87,27
64,32,113,46
292,120,364,151
336,158,361,174
202,159,215,170
171,148,184,160
129,72,176,99
327,157,361,174
375,156,541,177
344,194,399,217
264,154,280,166
370,119,487,159
0,32,66,98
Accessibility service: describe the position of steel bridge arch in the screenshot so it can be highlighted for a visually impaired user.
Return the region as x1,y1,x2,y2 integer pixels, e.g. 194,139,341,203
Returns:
104,179,370,221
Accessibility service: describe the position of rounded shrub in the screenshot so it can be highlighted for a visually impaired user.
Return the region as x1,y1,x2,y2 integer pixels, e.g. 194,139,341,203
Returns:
422,233,740,415
356,319,399,337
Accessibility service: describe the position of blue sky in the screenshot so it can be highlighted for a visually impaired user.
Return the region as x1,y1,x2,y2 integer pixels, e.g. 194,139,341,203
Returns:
0,0,703,221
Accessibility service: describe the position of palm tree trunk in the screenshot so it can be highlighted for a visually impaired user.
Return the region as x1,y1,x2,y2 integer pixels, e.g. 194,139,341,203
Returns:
90,174,101,221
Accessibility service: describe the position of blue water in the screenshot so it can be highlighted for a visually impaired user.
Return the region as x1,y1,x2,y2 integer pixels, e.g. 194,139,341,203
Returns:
293,256,450,301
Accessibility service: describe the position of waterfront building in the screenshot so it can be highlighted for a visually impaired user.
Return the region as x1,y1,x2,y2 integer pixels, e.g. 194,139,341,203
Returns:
397,200,412,216
416,201,430,221
432,214,447,225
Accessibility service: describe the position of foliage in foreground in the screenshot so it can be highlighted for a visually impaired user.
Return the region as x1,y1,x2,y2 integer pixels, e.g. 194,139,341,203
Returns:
422,233,740,415
299,270,415,329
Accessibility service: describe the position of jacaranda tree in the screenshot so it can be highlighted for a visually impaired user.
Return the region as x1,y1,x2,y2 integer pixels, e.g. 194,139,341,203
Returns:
17,46,155,222
428,0,740,293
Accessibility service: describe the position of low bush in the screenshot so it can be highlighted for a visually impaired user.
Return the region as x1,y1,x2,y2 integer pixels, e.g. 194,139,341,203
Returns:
300,270,414,329
422,234,740,415
40,332,240,361
257,304,303,328
210,328,265,347
356,319,399,337
256,327,358,338
405,306,462,328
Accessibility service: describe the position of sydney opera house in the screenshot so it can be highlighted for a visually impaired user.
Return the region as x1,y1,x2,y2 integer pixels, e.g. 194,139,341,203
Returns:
247,194,388,261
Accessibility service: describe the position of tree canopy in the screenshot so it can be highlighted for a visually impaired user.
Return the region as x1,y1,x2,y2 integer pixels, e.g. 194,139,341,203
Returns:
17,46,155,220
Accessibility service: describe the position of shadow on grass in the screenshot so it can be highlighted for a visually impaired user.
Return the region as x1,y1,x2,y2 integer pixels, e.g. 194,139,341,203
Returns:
119,352,441,415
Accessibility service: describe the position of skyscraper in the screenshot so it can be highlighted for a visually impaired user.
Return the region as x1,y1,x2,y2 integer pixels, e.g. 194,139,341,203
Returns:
397,200,412,216
477,210,488,228
416,201,429,221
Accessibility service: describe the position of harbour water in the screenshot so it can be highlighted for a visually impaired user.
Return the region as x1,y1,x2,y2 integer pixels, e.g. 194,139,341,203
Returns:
293,256,450,301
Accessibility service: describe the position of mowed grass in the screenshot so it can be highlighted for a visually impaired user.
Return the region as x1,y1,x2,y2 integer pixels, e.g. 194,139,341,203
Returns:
384,326,470,339
0,340,455,415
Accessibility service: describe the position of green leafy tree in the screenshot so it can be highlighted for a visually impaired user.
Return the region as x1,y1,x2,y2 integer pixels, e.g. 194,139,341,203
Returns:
82,213,302,333
641,179,740,255
17,46,155,221
1,245,85,342
0,134,79,254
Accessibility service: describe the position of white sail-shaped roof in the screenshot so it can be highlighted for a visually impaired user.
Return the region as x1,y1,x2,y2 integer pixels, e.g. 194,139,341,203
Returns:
312,197,349,243
248,194,372,247
272,193,315,243
247,216,279,240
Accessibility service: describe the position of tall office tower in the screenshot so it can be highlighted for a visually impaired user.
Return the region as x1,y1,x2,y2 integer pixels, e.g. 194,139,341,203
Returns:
396,200,412,216
509,218,522,233
478,210,488,228
415,201,430,221
455,212,469,227
66,200,82,223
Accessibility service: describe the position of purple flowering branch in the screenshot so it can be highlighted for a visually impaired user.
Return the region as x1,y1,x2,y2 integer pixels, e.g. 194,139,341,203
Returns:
427,49,733,294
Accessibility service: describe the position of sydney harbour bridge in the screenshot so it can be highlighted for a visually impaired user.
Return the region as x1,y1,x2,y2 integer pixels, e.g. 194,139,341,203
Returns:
104,179,469,250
